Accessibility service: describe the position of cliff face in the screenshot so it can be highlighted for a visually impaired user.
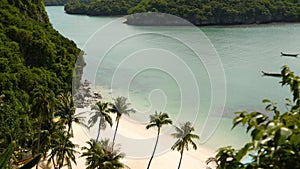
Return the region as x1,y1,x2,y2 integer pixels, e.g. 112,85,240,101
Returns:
0,0,84,102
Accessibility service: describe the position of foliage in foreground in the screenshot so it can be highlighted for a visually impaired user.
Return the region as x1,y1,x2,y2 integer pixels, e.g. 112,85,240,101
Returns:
81,139,124,169
209,66,300,169
0,142,42,169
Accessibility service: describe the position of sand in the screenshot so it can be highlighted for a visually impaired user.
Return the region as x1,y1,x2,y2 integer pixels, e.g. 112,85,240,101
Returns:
66,85,217,169
69,107,217,169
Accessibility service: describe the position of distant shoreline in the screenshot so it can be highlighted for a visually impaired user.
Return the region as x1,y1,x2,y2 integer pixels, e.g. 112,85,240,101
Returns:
46,6,300,27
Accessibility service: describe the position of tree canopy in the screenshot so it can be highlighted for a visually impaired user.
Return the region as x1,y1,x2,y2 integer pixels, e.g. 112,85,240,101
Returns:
64,0,300,25
43,0,69,6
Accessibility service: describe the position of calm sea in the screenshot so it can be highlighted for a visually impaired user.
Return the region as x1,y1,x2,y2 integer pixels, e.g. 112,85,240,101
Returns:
46,6,300,149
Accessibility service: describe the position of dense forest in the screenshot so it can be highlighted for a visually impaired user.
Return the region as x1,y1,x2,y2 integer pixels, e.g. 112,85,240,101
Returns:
64,0,141,15
0,0,84,167
43,0,68,6
64,0,300,25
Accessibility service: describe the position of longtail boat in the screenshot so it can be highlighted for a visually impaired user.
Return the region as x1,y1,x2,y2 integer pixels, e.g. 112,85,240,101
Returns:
261,71,281,77
281,52,298,57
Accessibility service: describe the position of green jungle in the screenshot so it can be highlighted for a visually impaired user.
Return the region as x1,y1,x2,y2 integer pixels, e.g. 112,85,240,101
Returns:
0,0,299,169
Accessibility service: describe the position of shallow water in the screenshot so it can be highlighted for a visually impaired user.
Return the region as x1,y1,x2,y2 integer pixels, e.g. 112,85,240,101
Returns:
47,6,300,149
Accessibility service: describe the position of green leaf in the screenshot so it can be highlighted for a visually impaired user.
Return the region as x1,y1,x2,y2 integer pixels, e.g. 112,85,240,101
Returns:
262,99,271,103
251,129,263,141
290,133,300,146
232,117,243,129
274,127,292,146
19,154,42,169
236,143,252,161
0,142,15,168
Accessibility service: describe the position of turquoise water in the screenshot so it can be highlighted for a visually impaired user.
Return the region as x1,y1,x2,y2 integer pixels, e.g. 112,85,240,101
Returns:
46,6,300,149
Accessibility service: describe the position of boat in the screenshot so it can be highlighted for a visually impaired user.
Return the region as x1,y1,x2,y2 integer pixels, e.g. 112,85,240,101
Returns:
261,71,281,77
281,52,298,57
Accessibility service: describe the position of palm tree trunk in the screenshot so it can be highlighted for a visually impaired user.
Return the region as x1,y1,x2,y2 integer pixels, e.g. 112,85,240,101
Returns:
112,116,120,151
177,148,184,169
36,113,42,169
59,155,64,169
95,118,102,142
147,128,160,169
67,121,72,136
59,145,65,169
52,156,57,169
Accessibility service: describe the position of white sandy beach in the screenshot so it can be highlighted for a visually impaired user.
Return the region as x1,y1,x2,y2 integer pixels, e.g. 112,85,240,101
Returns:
63,85,217,169
70,106,217,169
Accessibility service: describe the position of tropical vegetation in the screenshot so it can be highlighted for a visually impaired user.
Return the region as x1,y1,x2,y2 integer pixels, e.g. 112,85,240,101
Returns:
64,0,140,15
208,66,300,168
3,0,300,168
81,139,124,169
64,0,300,25
47,130,78,169
43,0,68,6
0,0,83,168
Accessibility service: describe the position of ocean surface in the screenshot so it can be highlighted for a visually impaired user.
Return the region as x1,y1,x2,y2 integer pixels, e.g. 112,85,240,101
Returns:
46,6,300,150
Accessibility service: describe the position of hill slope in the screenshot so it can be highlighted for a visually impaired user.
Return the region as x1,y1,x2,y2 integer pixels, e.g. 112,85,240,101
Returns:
0,0,85,157
0,0,84,103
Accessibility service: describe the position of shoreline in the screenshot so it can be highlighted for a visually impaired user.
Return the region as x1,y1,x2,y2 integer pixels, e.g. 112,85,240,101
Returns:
70,84,217,169
47,6,300,28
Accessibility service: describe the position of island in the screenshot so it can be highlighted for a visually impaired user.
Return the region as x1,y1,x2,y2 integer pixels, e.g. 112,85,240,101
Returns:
61,0,300,26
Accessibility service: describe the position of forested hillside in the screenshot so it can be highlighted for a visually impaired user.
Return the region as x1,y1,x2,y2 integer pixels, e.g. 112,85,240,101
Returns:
64,0,300,25
0,0,84,166
0,0,84,103
65,0,140,15
43,0,68,6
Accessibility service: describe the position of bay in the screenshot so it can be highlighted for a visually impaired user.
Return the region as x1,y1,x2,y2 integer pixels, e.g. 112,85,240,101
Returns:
46,6,300,149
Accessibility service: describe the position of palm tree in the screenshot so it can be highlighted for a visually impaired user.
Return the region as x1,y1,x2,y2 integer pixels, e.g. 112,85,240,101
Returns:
81,139,124,169
88,101,113,142
146,111,172,169
56,92,76,135
111,96,135,150
56,92,87,136
47,129,78,169
171,122,200,169
31,86,56,157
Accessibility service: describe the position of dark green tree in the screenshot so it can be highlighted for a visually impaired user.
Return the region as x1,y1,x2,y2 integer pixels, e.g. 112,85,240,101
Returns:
47,130,78,169
81,139,124,169
56,92,87,136
31,86,56,156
